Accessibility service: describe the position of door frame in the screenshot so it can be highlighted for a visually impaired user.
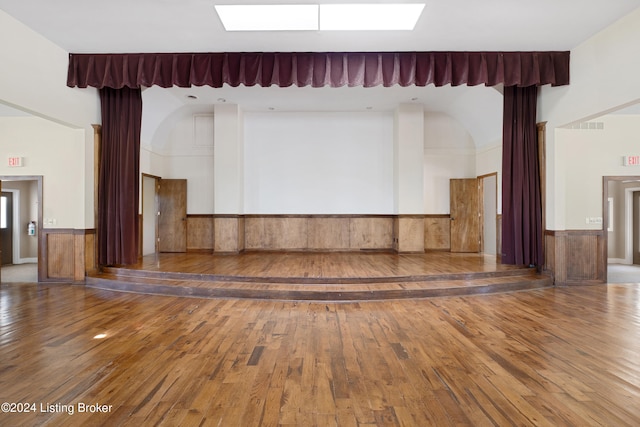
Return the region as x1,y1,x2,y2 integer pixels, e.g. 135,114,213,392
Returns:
478,172,498,255
141,173,161,257
603,176,640,281
2,189,18,264
631,189,640,264
0,175,43,282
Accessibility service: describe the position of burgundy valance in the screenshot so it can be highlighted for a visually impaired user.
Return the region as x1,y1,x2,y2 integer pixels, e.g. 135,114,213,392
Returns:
67,51,569,90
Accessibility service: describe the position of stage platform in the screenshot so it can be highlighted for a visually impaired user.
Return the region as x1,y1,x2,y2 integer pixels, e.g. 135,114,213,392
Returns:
86,252,553,301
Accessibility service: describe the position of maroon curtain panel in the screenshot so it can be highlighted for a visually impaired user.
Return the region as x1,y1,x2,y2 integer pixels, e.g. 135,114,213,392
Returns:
501,86,542,266
67,51,570,89
98,87,142,265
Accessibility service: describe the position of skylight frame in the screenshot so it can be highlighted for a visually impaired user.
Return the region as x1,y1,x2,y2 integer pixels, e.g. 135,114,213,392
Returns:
214,3,426,32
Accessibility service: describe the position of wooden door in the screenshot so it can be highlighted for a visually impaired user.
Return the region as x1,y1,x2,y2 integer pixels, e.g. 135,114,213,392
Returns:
1,190,13,265
450,178,480,253
158,179,187,252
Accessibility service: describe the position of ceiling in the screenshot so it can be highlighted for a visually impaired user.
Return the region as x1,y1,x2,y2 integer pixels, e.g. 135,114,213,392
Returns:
2,0,640,146
3,0,639,53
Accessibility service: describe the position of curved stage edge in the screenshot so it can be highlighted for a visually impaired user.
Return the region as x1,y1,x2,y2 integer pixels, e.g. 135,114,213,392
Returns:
86,252,553,301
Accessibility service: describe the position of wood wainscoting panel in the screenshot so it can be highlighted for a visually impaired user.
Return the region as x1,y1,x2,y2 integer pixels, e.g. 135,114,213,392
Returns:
74,232,85,282
45,230,75,280
84,231,96,275
244,215,394,251
42,229,97,282
245,216,308,250
424,215,450,250
308,217,350,250
497,214,502,259
395,216,425,253
544,232,556,274
243,216,266,250
187,215,214,252
214,216,244,253
544,230,606,286
566,234,600,281
349,216,394,250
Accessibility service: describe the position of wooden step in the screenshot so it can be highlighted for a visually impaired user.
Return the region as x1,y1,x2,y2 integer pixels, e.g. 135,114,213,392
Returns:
86,269,552,301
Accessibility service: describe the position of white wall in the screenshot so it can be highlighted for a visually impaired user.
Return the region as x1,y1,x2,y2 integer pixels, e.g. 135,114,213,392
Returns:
244,111,394,214
0,117,85,228
151,111,215,214
0,9,99,229
539,7,640,230
423,112,477,214
163,156,215,214
214,104,244,214
395,105,425,214
140,147,166,179
559,115,640,230
145,107,492,216
476,142,502,214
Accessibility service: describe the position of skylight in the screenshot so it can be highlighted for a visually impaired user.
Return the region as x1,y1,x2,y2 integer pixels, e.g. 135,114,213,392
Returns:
214,3,426,32
215,5,319,31
320,3,425,31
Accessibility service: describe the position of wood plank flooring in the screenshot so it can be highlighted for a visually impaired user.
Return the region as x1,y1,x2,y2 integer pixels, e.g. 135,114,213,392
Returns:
116,252,526,280
1,282,640,426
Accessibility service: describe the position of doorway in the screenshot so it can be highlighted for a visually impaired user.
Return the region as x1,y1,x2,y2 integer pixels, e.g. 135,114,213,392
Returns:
479,173,498,255
141,174,160,256
634,190,640,265
603,176,640,283
1,191,14,265
0,176,43,282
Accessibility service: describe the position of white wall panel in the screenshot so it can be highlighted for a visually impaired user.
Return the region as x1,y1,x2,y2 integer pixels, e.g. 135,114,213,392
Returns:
244,112,393,214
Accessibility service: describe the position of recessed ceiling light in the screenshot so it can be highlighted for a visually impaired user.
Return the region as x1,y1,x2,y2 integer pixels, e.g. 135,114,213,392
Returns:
215,4,318,31
217,97,227,103
186,94,198,100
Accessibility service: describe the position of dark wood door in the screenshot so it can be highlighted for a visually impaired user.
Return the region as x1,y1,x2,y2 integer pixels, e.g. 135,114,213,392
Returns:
450,178,480,253
158,179,187,252
1,190,13,265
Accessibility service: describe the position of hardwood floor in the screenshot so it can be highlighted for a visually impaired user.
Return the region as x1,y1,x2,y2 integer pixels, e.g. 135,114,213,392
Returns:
1,282,640,426
118,252,525,280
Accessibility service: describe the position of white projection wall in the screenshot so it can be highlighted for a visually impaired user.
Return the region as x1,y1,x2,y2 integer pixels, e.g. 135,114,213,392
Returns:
244,111,393,214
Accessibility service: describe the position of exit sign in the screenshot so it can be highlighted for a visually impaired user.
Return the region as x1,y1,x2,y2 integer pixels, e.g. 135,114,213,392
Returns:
624,155,640,166
7,156,23,167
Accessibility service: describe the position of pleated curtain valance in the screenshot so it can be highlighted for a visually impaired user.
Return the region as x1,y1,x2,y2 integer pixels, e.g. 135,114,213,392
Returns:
67,51,570,89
